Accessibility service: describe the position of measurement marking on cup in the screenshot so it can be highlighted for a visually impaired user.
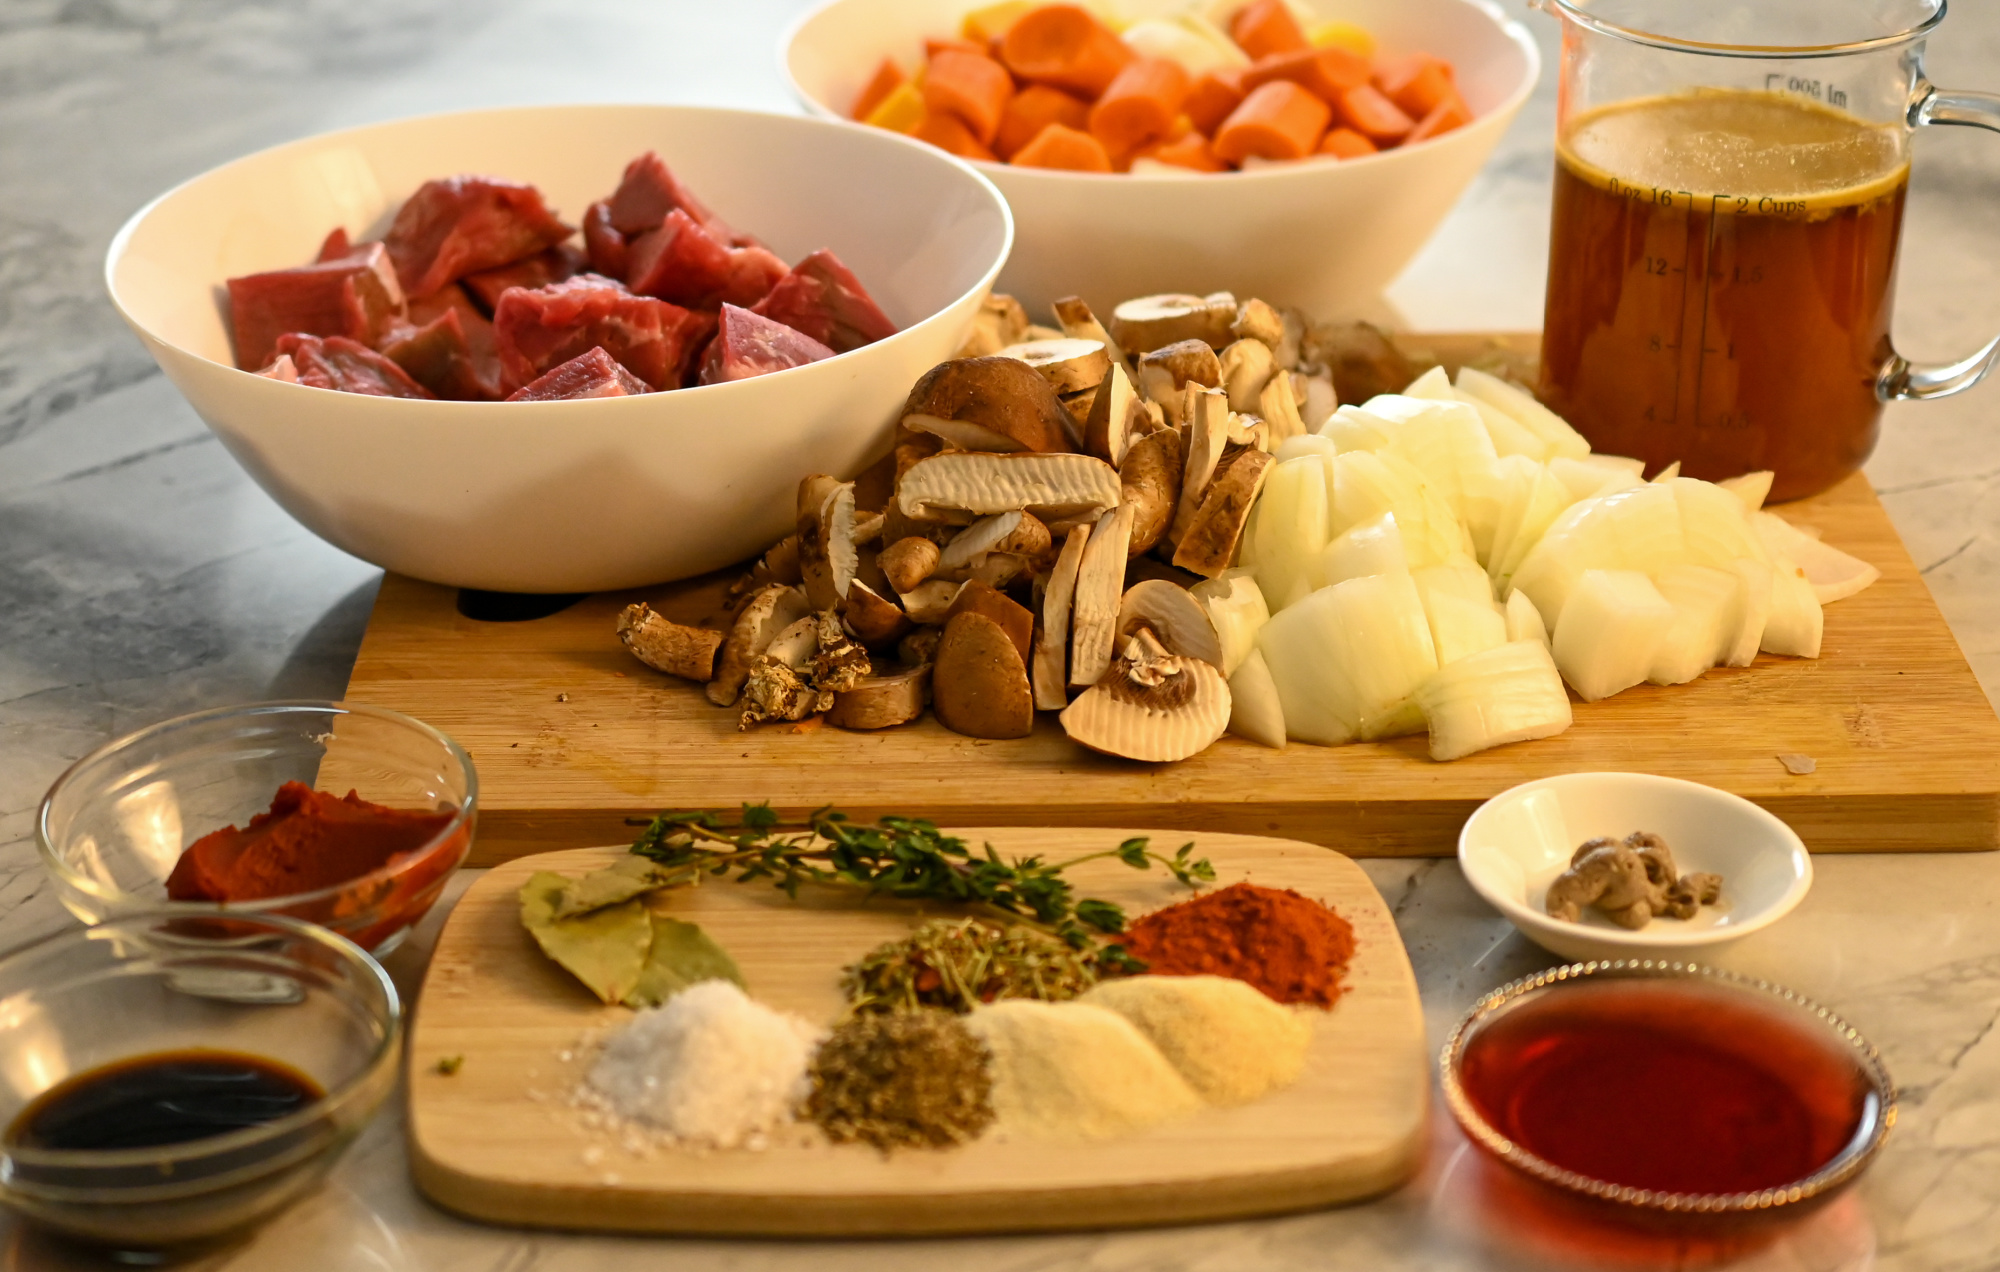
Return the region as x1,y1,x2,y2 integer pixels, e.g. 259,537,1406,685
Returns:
1766,74,1848,109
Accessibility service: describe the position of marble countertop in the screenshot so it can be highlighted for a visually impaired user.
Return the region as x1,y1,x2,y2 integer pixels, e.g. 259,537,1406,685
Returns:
7,1,2000,1268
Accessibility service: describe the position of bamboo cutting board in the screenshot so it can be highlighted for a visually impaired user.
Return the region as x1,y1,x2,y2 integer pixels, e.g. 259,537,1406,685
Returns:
407,829,1426,1236
343,334,2000,863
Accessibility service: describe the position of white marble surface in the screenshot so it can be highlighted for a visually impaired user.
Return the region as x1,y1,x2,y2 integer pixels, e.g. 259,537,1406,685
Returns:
5,1,2000,1268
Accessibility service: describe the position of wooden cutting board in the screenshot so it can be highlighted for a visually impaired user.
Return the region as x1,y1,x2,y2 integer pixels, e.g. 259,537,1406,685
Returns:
343,333,2000,863
406,829,1427,1236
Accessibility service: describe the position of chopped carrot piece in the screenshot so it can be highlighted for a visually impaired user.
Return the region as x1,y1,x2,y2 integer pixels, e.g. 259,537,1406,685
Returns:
1407,91,1474,143
1213,80,1331,163
1010,121,1113,171
963,0,1035,46
995,83,1092,159
1374,53,1456,119
1310,20,1376,56
1334,84,1414,144
1318,126,1379,159
926,36,988,61
914,110,1000,161
1001,4,1135,99
1229,0,1310,60
923,50,1016,146
1089,56,1192,154
1139,130,1229,172
1184,68,1247,136
863,82,927,134
1243,46,1371,100
851,57,906,122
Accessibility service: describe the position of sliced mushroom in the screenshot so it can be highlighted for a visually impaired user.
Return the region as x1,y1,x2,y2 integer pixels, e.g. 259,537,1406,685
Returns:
1052,295,1128,369
1059,627,1232,762
1034,523,1091,710
898,624,943,666
1069,503,1136,687
945,578,1035,671
739,661,817,728
1084,362,1141,466
1169,389,1231,547
898,578,963,624
1117,579,1224,667
1219,338,1277,414
763,614,822,670
901,356,1075,454
1111,293,1237,352
1060,385,1097,432
998,337,1110,394
852,448,898,514
707,584,812,706
897,451,1122,523
1257,373,1307,444
852,511,885,545
844,579,912,648
809,610,872,703
932,611,1035,739
826,664,932,730
1135,340,1223,419
1231,297,1285,349
879,535,942,594
1174,447,1273,578
616,604,723,682
797,475,858,612
747,534,803,588
1119,427,1183,559
954,292,1031,359
970,551,1032,590
991,509,1052,561
940,511,1025,570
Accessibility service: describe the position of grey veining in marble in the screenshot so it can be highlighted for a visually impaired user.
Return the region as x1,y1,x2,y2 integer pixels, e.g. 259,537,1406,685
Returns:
4,2,2000,1269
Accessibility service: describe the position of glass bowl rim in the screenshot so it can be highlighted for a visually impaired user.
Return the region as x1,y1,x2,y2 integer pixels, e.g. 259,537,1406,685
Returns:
36,699,478,918
1540,0,1945,60
1437,958,1897,1214
0,910,402,1174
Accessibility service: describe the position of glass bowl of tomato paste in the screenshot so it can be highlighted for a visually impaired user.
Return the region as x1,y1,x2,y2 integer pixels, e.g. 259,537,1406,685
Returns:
1440,960,1895,1230
37,701,476,955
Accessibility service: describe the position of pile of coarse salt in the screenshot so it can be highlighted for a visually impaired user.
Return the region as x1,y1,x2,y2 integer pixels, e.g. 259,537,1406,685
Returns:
585,980,823,1148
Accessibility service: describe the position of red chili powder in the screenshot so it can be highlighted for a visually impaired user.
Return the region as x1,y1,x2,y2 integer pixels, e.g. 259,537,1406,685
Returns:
166,781,455,902
1121,881,1357,1006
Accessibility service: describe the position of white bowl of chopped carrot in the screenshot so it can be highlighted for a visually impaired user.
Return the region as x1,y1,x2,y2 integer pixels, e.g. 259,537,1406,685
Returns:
785,0,1539,316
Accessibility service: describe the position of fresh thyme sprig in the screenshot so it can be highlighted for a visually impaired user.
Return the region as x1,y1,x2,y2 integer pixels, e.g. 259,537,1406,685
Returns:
625,804,1214,952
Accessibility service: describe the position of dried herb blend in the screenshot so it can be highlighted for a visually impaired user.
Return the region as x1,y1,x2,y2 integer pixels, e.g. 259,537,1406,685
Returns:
806,1011,994,1151
842,918,1101,1016
1121,882,1356,1007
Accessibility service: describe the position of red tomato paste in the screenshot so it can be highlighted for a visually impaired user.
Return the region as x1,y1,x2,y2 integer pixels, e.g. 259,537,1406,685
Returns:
166,782,455,902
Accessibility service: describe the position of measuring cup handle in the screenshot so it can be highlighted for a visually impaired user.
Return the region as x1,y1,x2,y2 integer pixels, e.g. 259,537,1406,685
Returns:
1880,86,2000,401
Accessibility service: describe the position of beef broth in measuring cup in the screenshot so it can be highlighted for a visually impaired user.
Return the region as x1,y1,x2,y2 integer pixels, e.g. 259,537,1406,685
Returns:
1541,90,1908,502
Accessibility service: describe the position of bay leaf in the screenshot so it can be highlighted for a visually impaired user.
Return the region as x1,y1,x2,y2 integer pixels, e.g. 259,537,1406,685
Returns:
519,871,652,1004
552,856,680,920
622,914,745,1009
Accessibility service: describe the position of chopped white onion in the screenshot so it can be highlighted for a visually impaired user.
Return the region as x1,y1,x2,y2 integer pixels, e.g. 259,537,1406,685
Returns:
1551,568,1675,702
1415,640,1574,761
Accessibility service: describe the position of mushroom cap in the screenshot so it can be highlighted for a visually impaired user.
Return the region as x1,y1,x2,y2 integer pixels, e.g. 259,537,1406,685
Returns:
901,356,1076,454
932,611,1035,740
1117,579,1224,668
999,337,1111,395
1059,630,1232,763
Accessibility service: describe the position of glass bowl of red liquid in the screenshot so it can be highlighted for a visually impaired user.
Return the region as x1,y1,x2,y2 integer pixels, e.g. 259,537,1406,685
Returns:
1440,960,1894,1225
0,911,399,1257
37,701,477,954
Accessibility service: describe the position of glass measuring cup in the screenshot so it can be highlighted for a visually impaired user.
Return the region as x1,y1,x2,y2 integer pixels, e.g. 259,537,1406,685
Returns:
1534,0,2000,502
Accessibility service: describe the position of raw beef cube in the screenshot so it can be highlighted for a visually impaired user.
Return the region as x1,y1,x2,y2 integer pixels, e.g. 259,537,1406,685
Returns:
625,209,787,310
257,354,300,382
583,201,629,281
493,274,714,391
381,308,504,401
315,227,352,262
277,333,436,398
751,249,898,353
461,243,588,313
605,151,721,237
227,241,407,370
506,346,651,401
384,175,573,298
699,304,835,384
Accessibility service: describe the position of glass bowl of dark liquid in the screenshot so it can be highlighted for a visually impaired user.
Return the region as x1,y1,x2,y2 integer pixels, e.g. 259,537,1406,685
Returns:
1440,960,1893,1226
0,912,400,1257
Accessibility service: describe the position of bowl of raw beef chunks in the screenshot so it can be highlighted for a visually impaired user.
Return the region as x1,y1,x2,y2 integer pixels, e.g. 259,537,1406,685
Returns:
105,104,1012,592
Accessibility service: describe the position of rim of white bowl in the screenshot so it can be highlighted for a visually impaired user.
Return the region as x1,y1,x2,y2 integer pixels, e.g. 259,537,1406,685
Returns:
1457,771,1814,948
102,102,1013,399
779,0,1542,182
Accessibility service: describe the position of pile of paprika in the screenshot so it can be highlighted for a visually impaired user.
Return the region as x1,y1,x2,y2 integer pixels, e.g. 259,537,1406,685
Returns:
1120,881,1356,1007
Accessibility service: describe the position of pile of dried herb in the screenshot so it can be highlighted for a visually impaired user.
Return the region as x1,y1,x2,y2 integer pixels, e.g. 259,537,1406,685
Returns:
843,918,1103,1016
805,1011,994,1151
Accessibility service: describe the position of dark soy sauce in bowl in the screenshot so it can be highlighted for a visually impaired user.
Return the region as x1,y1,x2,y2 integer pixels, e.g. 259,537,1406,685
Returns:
1456,977,1880,1198
8,1050,323,1153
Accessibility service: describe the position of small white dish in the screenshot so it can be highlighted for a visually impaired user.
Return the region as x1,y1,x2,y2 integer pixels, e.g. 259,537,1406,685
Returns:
1458,772,1813,962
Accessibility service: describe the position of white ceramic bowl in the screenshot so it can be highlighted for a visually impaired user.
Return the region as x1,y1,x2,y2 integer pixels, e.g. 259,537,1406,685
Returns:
1458,773,1813,963
785,0,1539,316
105,105,1012,593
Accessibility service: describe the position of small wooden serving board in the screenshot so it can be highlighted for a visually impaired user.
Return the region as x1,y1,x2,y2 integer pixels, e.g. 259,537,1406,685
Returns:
407,829,1427,1236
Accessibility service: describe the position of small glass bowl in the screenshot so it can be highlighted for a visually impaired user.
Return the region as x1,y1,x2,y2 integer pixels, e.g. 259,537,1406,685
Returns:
1439,960,1895,1225
0,912,400,1256
38,701,476,954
